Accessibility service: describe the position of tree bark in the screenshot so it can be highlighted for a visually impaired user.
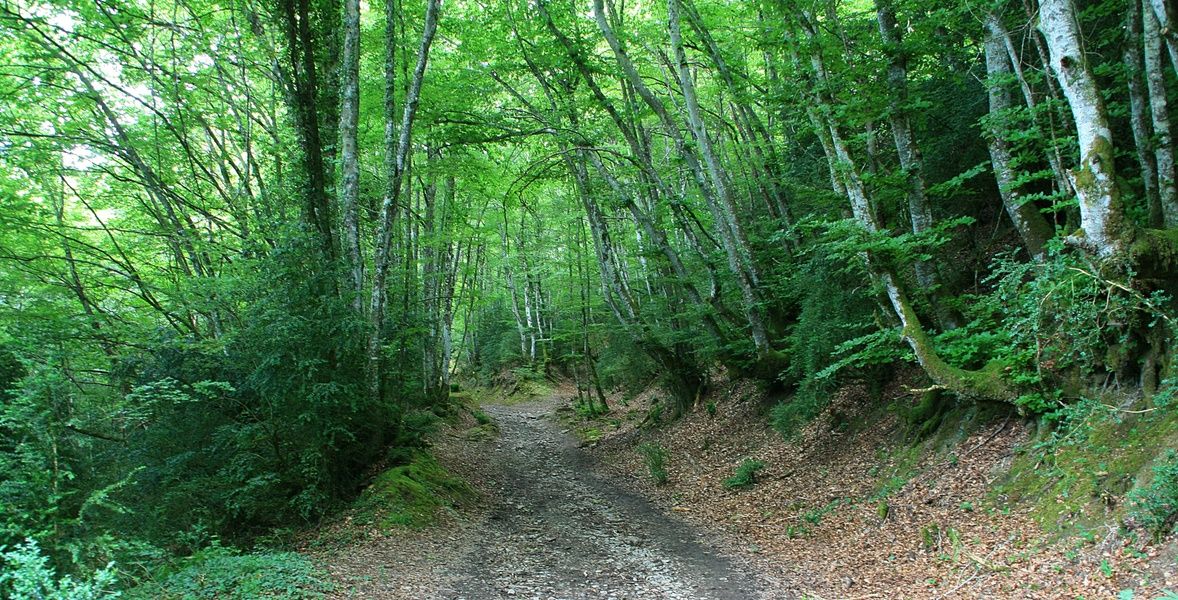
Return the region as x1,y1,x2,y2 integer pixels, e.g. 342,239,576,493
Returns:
1039,0,1130,258
984,13,1054,259
795,14,1011,401
666,0,770,357
368,0,441,400
338,0,363,310
1125,0,1163,227
1147,0,1178,74
990,15,1073,198
279,0,336,261
1143,3,1178,226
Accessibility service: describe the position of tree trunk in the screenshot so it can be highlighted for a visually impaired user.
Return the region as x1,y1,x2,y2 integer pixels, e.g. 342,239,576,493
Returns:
1125,0,1163,227
368,0,441,400
1039,0,1131,258
1143,3,1178,226
984,13,1054,259
796,15,1012,401
666,0,770,357
338,0,363,310
991,15,1073,198
279,0,336,261
1147,0,1178,73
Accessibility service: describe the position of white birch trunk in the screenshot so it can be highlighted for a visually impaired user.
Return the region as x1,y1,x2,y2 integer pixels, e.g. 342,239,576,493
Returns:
1125,0,1163,226
338,0,363,311
984,14,1054,259
368,0,441,399
1144,4,1178,226
1039,0,1129,258
1148,0,1178,74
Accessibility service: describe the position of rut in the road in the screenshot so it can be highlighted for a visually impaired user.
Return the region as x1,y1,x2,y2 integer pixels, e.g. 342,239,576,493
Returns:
443,397,765,600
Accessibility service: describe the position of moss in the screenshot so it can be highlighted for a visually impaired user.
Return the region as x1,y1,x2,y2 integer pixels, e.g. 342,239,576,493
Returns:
899,389,948,440
994,407,1178,538
356,453,474,529
464,422,499,441
1130,228,1178,282
894,289,1014,403
921,522,941,550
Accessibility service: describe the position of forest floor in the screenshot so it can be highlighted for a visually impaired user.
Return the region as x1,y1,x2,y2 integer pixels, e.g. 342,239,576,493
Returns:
313,389,770,599
311,376,1178,599
580,374,1178,599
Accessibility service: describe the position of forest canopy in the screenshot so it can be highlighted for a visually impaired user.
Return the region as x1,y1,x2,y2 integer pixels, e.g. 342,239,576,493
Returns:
0,0,1176,594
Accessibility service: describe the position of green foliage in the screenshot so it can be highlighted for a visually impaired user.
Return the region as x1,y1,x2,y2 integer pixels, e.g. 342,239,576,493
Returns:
723,459,766,489
0,539,120,600
637,443,669,485
124,545,331,600
641,402,664,430
573,397,607,418
1129,450,1178,541
952,249,1174,413
470,408,493,425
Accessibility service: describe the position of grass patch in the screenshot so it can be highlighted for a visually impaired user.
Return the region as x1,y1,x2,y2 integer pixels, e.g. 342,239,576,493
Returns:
638,443,669,485
355,453,474,530
724,459,766,489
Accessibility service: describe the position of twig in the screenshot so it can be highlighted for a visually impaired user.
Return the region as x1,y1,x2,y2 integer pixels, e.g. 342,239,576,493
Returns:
904,384,948,394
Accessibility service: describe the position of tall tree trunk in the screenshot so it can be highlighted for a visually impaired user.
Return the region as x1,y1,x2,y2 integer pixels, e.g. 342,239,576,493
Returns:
1125,0,1163,227
1147,0,1178,74
1144,3,1178,226
796,15,1011,401
990,15,1073,198
368,0,441,400
1039,0,1131,258
666,0,770,357
279,0,336,261
984,13,1054,259
338,0,363,310
875,0,958,329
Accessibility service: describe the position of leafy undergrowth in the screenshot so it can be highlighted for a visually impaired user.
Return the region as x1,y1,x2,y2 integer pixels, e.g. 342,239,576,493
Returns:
298,393,502,597
586,370,1178,598
124,545,332,600
302,396,492,552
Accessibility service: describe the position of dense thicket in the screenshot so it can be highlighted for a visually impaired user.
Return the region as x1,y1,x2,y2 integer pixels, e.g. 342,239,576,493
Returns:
0,0,1175,593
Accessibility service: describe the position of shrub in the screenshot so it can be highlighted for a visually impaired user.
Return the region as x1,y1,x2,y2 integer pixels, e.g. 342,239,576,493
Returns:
724,459,765,489
637,443,668,485
124,545,331,599
1129,450,1178,541
0,539,120,600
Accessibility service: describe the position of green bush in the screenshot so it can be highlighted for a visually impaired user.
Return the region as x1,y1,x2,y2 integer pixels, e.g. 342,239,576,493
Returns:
0,539,120,600
724,459,766,489
124,545,331,599
1129,450,1178,541
637,443,668,485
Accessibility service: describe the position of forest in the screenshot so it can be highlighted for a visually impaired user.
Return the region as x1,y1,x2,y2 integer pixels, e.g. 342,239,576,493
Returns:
1,0,1177,596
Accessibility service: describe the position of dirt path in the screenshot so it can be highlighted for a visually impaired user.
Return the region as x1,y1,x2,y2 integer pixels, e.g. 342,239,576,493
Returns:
438,396,763,599
322,394,769,599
